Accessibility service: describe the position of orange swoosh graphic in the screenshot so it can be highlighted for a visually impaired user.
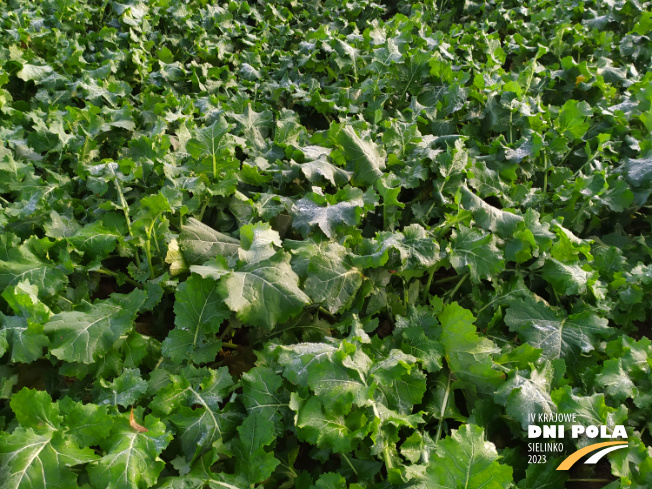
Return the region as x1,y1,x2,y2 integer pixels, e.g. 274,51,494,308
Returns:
557,441,628,470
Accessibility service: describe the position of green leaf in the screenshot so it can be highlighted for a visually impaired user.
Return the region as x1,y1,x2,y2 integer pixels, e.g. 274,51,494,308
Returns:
59,398,113,447
297,156,352,186
69,222,120,258
352,225,439,275
17,64,53,82
219,250,310,330
231,104,273,153
179,218,239,265
92,368,149,407
459,186,523,238
505,296,611,362
0,365,18,399
426,424,513,489
290,395,368,453
241,367,287,422
9,389,61,432
150,367,235,461
396,324,443,373
371,350,427,415
517,459,568,489
304,344,372,412
170,406,241,464
595,358,637,403
0,329,7,359
292,191,364,238
162,276,229,364
232,415,280,485
605,335,651,385
336,125,386,186
624,155,652,188
540,259,592,295
1,280,51,363
551,385,628,445
495,362,556,430
87,412,173,489
186,117,232,160
151,366,234,416
556,100,592,140
303,242,364,314
439,303,504,392
313,472,348,489
448,226,505,283
0,428,98,489
43,290,147,364
0,242,68,298
400,431,424,464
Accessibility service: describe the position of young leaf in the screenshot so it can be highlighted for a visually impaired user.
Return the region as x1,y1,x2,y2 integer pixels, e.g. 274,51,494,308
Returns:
439,303,504,392
87,413,172,489
9,388,62,432
448,226,505,283
336,125,386,186
426,424,513,488
150,366,236,462
186,117,232,160
92,368,149,407
1,281,51,363
59,398,113,447
232,415,280,485
162,276,229,364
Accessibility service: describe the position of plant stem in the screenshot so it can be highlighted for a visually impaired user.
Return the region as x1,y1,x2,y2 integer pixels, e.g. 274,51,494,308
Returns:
219,323,235,341
198,200,209,221
542,151,549,193
364,376,394,471
523,61,536,96
95,267,142,288
80,138,90,164
114,179,141,267
432,213,467,238
145,219,160,279
341,453,358,476
317,306,337,321
383,201,388,231
446,273,469,300
422,266,437,301
558,144,575,168
434,372,452,445
567,480,611,483
433,275,461,286
509,111,513,145
572,149,600,178
144,239,154,279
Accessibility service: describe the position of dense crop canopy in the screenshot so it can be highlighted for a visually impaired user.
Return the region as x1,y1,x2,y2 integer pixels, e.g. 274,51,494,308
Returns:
1,0,652,488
